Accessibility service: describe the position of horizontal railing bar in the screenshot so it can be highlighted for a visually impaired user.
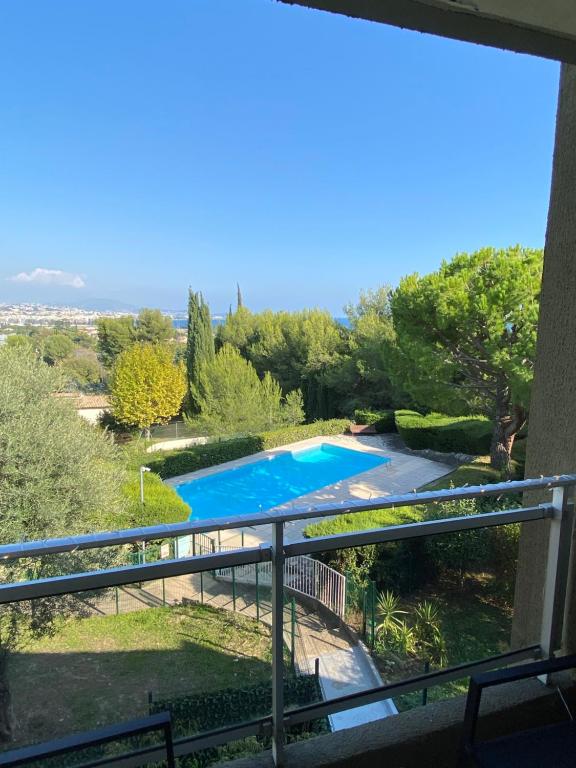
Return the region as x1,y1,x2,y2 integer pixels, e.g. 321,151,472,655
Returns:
285,505,553,557
0,475,573,560
0,506,554,602
0,547,270,604
284,645,541,727
80,718,272,768
90,647,541,765
0,711,172,767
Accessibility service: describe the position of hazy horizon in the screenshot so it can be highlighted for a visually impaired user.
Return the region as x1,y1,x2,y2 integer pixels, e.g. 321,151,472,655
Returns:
0,0,559,312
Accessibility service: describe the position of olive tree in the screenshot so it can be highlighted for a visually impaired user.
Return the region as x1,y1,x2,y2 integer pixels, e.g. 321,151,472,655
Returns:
0,347,126,741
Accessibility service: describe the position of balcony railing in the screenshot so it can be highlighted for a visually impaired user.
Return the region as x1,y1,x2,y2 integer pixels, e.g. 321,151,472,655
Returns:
0,474,574,767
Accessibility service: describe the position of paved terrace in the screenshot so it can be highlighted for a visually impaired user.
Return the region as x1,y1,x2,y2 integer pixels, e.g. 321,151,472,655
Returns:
166,433,454,546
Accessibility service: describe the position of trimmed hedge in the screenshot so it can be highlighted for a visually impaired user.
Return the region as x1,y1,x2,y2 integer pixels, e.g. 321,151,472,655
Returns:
395,410,492,455
354,409,396,433
121,471,191,526
147,419,350,479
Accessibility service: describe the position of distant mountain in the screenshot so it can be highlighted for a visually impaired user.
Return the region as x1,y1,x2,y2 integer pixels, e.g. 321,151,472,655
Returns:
73,298,140,312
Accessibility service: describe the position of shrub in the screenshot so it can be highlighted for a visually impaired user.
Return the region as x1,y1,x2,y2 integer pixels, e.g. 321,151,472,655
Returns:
118,471,191,527
395,410,492,455
354,409,396,433
147,419,350,479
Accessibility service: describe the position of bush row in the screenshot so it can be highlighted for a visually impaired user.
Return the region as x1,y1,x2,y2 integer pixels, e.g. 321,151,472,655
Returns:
147,419,350,479
353,409,396,433
394,410,492,455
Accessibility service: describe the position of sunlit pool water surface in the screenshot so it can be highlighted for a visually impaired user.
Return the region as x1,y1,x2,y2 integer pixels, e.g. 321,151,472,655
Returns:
174,442,390,520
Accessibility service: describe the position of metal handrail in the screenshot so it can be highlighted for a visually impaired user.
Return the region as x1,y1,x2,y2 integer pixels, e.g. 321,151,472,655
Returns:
0,474,572,560
0,474,573,767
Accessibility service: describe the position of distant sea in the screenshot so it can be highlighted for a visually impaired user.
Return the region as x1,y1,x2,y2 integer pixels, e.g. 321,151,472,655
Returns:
173,316,350,329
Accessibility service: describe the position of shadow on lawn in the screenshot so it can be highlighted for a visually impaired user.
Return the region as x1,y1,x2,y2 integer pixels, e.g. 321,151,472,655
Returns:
8,641,272,749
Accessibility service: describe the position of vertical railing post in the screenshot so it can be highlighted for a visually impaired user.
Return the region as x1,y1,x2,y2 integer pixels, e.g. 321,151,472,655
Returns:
192,534,196,557
540,483,575,657
290,597,296,673
115,586,119,615
255,562,260,623
232,567,237,612
162,578,166,606
271,521,285,766
200,571,204,604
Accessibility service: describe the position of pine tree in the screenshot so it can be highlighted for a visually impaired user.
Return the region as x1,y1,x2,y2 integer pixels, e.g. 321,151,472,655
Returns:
186,289,215,413
237,282,243,310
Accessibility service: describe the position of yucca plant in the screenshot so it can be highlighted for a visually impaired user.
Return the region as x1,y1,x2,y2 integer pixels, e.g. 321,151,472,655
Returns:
413,600,447,666
392,619,417,656
376,590,406,636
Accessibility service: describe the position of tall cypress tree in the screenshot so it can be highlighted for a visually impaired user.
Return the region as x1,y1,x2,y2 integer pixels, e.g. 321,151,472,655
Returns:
236,283,243,310
186,289,215,413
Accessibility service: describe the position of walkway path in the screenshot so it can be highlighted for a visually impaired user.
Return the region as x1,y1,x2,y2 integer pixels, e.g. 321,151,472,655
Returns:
89,568,397,731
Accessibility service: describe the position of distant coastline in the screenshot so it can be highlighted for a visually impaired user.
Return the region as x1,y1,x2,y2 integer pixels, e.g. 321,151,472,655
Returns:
172,317,351,330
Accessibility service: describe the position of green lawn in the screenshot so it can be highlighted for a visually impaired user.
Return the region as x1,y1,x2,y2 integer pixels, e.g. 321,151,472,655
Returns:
9,604,272,747
304,459,502,537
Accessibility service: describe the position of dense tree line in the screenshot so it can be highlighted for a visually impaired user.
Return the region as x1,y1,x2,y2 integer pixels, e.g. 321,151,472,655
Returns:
98,245,542,468
208,246,542,469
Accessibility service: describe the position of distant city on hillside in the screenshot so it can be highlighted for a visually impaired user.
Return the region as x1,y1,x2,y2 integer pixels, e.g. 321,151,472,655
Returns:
0,302,350,330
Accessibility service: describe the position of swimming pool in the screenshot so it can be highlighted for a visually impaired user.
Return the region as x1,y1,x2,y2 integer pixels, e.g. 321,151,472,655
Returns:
174,442,390,520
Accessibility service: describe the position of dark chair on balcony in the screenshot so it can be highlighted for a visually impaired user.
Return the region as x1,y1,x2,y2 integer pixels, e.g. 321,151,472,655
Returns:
460,654,576,767
0,710,176,767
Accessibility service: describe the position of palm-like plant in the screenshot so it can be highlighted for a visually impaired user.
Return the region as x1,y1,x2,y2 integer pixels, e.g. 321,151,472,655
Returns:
376,590,407,636
393,619,417,655
413,600,447,666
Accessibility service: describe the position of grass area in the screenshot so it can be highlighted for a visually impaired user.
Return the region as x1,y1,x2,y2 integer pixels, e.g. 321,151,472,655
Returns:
9,603,272,746
304,458,503,537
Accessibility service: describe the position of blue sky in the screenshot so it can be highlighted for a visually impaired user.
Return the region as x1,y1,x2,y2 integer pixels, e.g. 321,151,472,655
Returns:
0,0,560,313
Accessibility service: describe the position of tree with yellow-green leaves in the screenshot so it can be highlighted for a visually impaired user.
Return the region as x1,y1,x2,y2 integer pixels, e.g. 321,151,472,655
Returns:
110,343,186,436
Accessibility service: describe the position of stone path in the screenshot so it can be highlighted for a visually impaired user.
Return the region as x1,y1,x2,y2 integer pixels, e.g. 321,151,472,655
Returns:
93,569,397,731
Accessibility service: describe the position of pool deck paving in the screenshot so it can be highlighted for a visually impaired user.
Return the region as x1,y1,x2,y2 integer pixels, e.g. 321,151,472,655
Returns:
162,433,454,731
167,433,453,547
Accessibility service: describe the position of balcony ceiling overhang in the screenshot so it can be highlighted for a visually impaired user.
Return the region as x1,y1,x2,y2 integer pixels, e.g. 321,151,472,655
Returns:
278,1,576,64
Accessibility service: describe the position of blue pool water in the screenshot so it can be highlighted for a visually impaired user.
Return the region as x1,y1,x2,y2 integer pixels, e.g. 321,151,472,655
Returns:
175,443,390,520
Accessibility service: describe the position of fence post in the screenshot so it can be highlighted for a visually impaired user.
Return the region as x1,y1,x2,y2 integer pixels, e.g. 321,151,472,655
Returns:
200,571,204,604
422,660,430,705
370,581,376,650
255,562,260,622
232,567,237,612
290,597,296,674
192,534,196,557
540,483,575,657
315,657,320,681
241,530,245,548
362,588,367,639
115,586,119,615
271,521,285,766
162,579,166,606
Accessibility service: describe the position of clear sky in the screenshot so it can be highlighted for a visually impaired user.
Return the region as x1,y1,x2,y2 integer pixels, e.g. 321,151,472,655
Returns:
0,0,561,313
